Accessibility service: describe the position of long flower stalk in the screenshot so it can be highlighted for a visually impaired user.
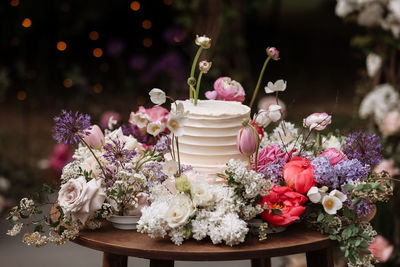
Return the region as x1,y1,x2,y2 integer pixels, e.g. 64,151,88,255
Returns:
79,137,108,178
249,56,271,109
189,47,203,99
194,71,204,105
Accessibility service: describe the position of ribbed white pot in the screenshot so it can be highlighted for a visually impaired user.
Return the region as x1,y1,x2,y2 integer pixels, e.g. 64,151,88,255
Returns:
107,215,140,230
247,218,287,234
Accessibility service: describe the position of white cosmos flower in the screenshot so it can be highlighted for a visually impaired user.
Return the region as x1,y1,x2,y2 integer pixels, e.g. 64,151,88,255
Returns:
268,105,282,122
146,121,165,137
265,80,287,94
254,109,271,127
162,160,178,177
322,195,343,215
167,114,186,136
131,113,151,128
307,187,323,203
329,189,347,202
366,53,382,78
149,88,166,105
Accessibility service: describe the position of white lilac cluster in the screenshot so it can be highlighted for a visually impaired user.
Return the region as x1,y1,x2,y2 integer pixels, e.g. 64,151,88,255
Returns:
335,0,400,37
261,121,309,151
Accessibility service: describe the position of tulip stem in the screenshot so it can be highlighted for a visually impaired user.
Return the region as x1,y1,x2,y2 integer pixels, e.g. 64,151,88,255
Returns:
175,136,182,176
248,157,252,171
189,47,203,99
249,56,271,109
194,71,204,105
79,137,108,179
315,132,321,155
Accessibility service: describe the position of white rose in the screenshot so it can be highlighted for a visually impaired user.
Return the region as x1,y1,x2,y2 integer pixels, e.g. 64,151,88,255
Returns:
149,88,166,105
165,193,195,228
191,182,215,207
264,80,287,94
80,156,102,178
58,176,106,224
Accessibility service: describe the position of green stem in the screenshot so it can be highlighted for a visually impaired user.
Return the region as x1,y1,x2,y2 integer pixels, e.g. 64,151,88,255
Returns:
189,47,203,99
79,138,108,179
248,157,252,171
194,71,204,105
171,133,176,161
316,132,321,156
176,136,181,176
249,56,271,109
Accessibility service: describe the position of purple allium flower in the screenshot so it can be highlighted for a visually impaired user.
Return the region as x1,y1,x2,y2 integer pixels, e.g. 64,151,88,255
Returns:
261,157,286,185
103,139,136,168
343,131,383,166
155,135,171,154
334,159,369,184
53,110,91,145
311,156,339,189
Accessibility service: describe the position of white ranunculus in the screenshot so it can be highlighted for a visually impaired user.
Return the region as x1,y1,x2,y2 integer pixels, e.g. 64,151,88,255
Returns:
265,80,287,94
329,189,347,202
322,195,342,215
303,113,332,131
191,182,215,207
149,88,166,105
167,113,186,136
268,105,282,122
147,121,165,137
335,0,355,17
131,113,151,128
162,160,178,177
195,35,211,49
307,187,322,203
366,53,382,78
165,193,195,228
254,109,272,127
58,176,106,224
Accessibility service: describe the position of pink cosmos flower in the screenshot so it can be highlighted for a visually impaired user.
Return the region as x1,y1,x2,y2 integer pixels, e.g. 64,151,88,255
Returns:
205,77,245,103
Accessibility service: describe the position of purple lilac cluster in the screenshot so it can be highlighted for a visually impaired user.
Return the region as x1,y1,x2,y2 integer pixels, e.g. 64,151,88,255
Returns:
343,131,383,166
344,198,373,217
311,157,339,189
261,157,286,185
155,135,171,154
181,164,193,173
103,139,137,168
334,159,369,185
53,110,91,145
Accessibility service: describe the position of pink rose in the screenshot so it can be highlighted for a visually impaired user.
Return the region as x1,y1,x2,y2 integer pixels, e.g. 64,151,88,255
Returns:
100,111,120,130
237,126,259,156
83,125,105,150
283,157,316,194
252,145,295,172
374,159,400,177
205,77,245,103
379,111,400,136
303,113,331,131
320,148,347,166
368,235,394,263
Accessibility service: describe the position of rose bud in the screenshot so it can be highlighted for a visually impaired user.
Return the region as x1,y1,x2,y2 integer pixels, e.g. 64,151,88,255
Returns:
266,47,280,61
237,124,259,157
303,113,332,131
83,125,105,150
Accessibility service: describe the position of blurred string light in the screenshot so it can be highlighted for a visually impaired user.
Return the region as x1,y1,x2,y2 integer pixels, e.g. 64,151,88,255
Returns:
17,90,26,101
93,83,103,94
163,0,173,5
93,48,103,58
63,78,73,88
130,1,140,11
22,18,32,28
143,38,152,47
89,31,99,40
142,20,152,30
57,41,67,51
10,0,19,7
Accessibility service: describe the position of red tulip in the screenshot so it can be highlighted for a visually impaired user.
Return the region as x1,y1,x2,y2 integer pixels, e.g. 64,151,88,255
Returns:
237,126,259,157
283,156,315,194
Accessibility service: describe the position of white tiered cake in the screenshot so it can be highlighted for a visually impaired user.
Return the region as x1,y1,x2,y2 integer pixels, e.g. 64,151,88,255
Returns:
174,99,251,182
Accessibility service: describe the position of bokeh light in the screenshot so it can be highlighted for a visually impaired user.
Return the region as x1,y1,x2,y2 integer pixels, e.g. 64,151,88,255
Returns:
10,0,19,7
57,41,67,51
63,78,73,88
17,90,26,101
89,31,99,40
142,38,152,47
22,18,32,28
163,0,173,5
93,48,103,58
99,62,109,72
142,20,152,30
93,83,103,94
130,1,140,11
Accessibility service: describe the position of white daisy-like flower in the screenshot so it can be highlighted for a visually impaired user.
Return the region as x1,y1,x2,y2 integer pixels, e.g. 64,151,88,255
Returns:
265,80,287,94
307,187,323,203
146,121,165,137
195,35,211,49
254,109,271,127
329,189,347,202
130,113,151,128
162,160,178,177
366,53,382,78
149,88,166,105
322,195,343,215
167,114,186,136
268,104,282,122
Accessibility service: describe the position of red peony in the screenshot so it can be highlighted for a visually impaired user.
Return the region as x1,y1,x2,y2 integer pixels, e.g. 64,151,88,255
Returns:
283,156,315,194
260,186,308,226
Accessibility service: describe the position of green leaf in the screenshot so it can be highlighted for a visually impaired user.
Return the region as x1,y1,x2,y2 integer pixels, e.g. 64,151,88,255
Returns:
329,235,337,240
34,225,44,233
342,184,354,192
355,184,365,191
345,249,349,258
355,239,361,247
42,183,55,194
352,198,361,206
271,209,283,215
317,213,325,222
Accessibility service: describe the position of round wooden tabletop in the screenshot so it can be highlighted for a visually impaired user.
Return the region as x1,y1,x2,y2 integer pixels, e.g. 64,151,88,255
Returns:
74,224,333,261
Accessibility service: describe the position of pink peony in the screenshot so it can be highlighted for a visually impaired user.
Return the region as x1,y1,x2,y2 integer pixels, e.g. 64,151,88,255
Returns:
100,111,120,130
374,159,400,177
205,77,245,103
320,148,347,166
368,235,394,263
252,145,295,172
48,144,73,173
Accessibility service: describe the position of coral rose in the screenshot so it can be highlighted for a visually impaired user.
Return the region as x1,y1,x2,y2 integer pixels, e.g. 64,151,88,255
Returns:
260,186,308,226
283,157,316,194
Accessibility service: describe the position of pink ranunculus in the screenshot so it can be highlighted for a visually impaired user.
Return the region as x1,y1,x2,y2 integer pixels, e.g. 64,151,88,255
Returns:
303,113,332,131
266,47,280,61
237,126,259,157
206,77,245,103
368,235,394,263
252,145,295,172
320,148,347,166
100,111,120,130
379,110,400,136
83,125,105,150
283,157,316,194
374,159,400,177
48,144,73,173
139,106,170,126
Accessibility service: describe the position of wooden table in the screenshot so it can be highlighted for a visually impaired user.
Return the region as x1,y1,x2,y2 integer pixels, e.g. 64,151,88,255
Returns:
73,224,335,267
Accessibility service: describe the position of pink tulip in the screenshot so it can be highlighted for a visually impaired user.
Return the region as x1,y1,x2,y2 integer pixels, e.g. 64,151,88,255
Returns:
83,125,105,150
237,126,259,156
368,235,394,263
205,77,245,103
320,148,347,166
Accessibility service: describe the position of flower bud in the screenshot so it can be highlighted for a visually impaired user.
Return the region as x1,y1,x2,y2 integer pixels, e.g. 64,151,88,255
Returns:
266,47,280,61
195,35,211,49
237,126,259,156
187,77,196,86
199,60,212,73
83,125,105,150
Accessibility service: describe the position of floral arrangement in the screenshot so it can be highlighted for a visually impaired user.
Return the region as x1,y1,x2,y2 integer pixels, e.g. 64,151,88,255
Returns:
5,35,396,267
